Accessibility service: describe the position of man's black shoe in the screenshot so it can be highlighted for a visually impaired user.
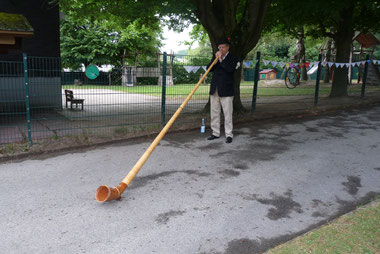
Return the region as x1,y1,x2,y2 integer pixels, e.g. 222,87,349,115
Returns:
207,135,220,140
226,137,233,143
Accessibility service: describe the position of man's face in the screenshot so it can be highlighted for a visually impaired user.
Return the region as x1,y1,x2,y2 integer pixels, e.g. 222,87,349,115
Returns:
218,43,229,55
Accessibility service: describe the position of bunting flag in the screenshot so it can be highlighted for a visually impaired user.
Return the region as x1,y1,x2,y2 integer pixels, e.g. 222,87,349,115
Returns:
243,61,252,68
260,59,379,70
183,66,200,73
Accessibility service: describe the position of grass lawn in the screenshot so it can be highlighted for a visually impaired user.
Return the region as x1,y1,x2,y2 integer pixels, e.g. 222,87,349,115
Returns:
63,80,380,99
267,198,380,254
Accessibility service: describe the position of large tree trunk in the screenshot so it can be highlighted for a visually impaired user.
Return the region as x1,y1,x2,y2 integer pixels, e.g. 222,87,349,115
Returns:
330,4,354,97
192,0,270,114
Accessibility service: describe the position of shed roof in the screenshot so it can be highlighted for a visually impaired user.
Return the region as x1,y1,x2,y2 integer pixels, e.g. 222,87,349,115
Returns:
0,12,34,34
353,32,380,49
260,69,277,74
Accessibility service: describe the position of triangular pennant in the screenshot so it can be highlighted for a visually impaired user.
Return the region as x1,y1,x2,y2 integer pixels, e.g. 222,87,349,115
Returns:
304,62,310,68
184,66,193,73
290,63,295,68
286,63,290,68
328,62,334,67
271,61,278,67
263,60,270,66
345,63,350,68
279,62,286,68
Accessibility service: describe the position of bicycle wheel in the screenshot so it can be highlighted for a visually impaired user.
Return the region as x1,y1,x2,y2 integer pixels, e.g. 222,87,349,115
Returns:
285,67,300,89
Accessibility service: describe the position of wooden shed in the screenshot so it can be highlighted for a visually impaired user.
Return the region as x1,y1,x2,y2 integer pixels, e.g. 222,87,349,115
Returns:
259,69,277,80
352,32,380,86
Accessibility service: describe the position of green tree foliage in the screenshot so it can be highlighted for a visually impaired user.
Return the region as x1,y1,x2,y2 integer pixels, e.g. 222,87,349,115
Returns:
186,25,212,56
60,17,116,69
60,1,162,70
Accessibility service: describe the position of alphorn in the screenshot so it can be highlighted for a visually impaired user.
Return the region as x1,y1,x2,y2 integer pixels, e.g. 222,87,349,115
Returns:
95,56,219,202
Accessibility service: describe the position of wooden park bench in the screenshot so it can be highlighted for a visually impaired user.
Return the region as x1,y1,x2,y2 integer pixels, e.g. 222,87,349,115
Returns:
64,89,84,110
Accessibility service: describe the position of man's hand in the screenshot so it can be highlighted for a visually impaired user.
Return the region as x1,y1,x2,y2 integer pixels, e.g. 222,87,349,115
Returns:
215,51,222,62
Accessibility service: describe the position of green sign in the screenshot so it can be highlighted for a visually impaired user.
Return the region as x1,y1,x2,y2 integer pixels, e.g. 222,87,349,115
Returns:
85,65,99,80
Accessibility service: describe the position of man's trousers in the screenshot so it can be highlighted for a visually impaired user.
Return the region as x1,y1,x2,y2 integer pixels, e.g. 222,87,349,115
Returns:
210,90,233,138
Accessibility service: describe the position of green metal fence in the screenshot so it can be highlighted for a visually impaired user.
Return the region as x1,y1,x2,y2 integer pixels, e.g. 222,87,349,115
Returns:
0,53,218,145
1,52,379,145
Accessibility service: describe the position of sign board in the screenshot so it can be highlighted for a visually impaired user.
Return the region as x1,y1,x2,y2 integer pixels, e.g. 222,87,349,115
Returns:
85,65,99,80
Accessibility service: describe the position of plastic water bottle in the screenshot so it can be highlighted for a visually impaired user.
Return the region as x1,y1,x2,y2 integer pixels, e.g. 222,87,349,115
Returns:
200,118,205,133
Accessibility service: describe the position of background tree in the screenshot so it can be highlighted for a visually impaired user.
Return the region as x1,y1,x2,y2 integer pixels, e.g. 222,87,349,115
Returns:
60,10,161,70
263,1,321,81
190,0,270,113
268,0,380,97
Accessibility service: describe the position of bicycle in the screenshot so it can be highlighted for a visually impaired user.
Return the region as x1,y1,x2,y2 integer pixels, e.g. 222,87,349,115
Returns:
284,64,301,89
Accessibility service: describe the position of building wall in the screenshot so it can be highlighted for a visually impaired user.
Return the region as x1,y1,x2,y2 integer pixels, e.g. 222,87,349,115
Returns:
0,0,60,61
0,1,61,112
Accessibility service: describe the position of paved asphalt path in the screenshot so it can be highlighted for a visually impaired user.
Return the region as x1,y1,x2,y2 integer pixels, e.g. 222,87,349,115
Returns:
1,105,379,254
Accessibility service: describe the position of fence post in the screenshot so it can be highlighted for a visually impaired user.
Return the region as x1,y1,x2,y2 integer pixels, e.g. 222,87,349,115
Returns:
314,54,322,106
23,53,32,145
361,55,369,98
161,52,167,125
251,51,260,112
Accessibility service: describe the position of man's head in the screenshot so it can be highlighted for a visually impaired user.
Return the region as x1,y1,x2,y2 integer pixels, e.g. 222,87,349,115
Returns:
216,38,230,55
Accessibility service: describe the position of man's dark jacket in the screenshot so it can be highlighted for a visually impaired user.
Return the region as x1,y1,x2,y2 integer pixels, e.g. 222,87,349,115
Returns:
207,53,238,97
